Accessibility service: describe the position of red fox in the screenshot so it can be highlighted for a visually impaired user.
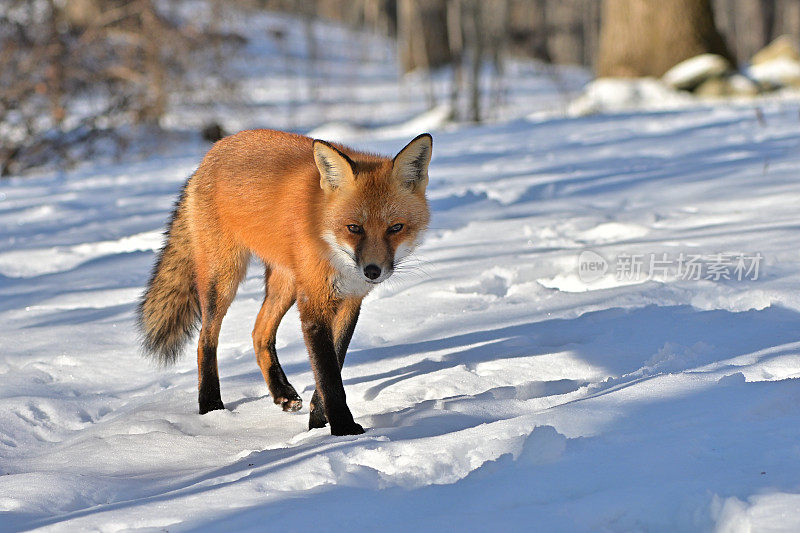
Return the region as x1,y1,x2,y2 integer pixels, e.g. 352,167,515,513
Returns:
138,130,432,436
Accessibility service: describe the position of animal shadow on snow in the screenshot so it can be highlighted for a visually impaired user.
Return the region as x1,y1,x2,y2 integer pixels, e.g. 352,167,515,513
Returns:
339,304,800,430
19,304,800,532
155,304,800,528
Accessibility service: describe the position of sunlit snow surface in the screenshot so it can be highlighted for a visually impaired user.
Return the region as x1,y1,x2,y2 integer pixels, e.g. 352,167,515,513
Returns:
3,99,800,532
3,13,800,533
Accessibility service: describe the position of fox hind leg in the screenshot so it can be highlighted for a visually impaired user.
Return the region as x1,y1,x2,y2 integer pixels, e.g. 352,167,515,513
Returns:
252,266,302,412
196,248,248,415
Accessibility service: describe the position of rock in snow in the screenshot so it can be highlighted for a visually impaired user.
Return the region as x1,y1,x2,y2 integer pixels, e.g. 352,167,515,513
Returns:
661,53,732,91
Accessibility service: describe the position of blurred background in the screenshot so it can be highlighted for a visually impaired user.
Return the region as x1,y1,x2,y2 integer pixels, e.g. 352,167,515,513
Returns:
2,0,800,176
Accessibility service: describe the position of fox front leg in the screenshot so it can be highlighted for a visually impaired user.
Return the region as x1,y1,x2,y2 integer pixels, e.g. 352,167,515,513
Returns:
298,298,363,436
309,298,361,430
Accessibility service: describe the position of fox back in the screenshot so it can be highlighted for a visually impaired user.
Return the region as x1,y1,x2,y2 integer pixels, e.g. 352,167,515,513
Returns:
187,130,430,297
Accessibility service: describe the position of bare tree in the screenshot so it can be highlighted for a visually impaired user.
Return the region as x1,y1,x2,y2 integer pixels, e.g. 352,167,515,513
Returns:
397,0,452,73
0,0,243,175
463,0,483,121
446,0,465,115
760,0,776,45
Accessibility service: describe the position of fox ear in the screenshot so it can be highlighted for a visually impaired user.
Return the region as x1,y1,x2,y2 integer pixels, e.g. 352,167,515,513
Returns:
313,140,355,193
392,133,432,193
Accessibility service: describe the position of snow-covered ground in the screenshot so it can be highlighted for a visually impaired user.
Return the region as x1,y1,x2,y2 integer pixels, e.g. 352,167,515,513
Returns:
3,10,800,533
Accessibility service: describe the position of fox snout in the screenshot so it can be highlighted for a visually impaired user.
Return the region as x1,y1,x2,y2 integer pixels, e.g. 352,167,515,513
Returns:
321,231,399,294
363,264,382,280
360,259,395,284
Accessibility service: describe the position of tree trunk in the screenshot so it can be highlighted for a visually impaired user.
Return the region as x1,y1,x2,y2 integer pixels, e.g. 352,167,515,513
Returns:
398,0,451,73
464,0,483,122
446,0,464,116
759,0,776,46
597,0,735,78
140,1,167,124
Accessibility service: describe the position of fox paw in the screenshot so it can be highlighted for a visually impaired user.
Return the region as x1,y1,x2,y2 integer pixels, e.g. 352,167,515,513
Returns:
199,399,225,414
331,422,365,436
308,407,327,430
278,395,302,412
270,381,302,412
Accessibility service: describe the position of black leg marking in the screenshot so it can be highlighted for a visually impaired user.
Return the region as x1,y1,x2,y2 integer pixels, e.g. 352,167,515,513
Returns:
198,343,225,414
303,319,363,436
310,305,360,427
334,307,360,366
308,396,327,429
265,344,302,412
206,281,218,321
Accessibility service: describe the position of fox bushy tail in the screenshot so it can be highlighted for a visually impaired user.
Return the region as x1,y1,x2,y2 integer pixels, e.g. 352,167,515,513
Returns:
137,191,200,366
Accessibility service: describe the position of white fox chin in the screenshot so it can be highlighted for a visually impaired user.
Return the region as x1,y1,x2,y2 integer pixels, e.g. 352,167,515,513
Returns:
321,231,382,297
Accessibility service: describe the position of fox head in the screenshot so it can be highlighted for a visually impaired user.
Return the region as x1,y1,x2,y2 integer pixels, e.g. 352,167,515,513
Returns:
314,133,432,296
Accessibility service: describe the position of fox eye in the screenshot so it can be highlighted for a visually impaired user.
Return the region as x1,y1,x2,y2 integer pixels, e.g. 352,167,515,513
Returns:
346,224,363,234
388,223,404,234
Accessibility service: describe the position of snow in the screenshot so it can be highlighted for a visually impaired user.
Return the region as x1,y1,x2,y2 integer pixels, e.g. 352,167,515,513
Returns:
662,53,731,89
3,10,800,533
567,77,694,116
747,57,800,87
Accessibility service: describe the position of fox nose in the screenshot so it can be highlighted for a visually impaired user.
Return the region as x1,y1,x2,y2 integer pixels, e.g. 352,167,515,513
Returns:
363,264,381,280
